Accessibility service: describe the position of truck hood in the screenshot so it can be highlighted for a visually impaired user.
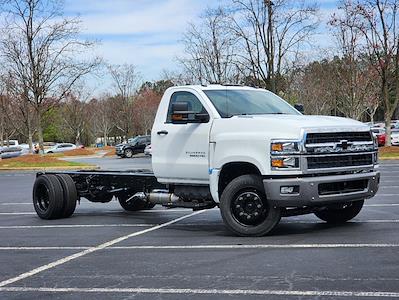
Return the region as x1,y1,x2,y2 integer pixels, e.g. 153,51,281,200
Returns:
211,114,369,141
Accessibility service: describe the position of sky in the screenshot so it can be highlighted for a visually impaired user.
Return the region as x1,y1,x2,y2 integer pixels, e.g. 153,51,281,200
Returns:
63,0,339,94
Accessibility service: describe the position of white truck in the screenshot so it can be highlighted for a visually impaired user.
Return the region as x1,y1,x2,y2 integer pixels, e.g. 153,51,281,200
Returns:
32,85,380,236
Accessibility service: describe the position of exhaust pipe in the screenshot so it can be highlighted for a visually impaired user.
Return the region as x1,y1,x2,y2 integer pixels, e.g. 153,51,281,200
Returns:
126,190,180,205
148,191,179,204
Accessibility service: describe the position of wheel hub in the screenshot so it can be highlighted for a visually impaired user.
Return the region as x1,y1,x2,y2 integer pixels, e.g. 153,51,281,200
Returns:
36,184,50,212
231,191,267,226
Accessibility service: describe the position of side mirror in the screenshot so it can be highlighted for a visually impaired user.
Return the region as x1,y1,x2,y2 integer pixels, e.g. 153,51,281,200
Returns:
171,102,190,123
171,102,209,124
294,104,304,114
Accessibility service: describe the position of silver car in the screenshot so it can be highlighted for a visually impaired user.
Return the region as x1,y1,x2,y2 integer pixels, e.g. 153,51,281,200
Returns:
45,143,77,154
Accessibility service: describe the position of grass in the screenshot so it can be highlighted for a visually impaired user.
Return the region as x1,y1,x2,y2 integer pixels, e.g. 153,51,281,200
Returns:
0,154,91,169
379,146,399,159
62,148,97,156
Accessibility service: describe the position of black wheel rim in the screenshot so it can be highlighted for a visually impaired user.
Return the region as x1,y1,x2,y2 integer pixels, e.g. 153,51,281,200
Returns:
35,183,50,213
231,190,268,226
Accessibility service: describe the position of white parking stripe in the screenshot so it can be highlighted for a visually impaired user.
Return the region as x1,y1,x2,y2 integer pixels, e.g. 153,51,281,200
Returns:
281,220,399,224
0,210,206,288
0,203,31,205
0,286,398,298
0,212,36,215
0,247,89,250
364,204,399,207
0,243,398,251
0,209,192,215
0,224,155,229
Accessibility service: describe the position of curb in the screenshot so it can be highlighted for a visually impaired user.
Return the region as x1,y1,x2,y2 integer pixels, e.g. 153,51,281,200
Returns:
0,165,99,171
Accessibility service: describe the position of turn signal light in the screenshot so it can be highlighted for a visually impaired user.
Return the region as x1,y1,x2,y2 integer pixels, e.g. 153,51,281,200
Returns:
271,143,283,152
271,159,284,168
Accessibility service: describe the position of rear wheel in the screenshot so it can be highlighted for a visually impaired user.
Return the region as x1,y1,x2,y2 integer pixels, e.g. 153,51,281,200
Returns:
33,175,64,219
314,200,364,223
220,174,281,236
56,174,78,218
118,194,155,211
124,149,133,158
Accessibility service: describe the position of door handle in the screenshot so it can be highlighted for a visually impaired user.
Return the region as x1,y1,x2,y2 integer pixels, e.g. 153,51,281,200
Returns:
157,130,168,135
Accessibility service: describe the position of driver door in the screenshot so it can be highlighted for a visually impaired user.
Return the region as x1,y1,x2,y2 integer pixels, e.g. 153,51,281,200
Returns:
152,91,212,184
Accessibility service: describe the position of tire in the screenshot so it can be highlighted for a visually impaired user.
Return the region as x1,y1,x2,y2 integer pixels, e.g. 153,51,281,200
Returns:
220,174,281,236
56,174,78,218
124,149,133,158
33,175,64,219
118,194,154,211
314,200,364,223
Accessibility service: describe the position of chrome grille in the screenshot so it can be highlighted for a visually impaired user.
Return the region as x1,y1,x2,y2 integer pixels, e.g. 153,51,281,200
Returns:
306,132,372,144
307,154,373,169
304,130,376,171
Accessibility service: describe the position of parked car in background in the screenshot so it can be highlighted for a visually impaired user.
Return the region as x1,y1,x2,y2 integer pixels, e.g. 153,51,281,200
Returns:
371,128,386,147
144,144,152,156
116,135,151,158
0,146,22,159
1,140,19,147
391,130,399,146
44,143,77,154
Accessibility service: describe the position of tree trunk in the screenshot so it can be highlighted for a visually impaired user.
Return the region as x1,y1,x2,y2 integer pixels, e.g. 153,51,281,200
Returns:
37,113,45,153
28,132,33,153
385,113,392,146
104,131,108,146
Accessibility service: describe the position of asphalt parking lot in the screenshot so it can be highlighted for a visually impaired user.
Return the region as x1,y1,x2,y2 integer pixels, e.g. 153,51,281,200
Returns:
0,158,399,299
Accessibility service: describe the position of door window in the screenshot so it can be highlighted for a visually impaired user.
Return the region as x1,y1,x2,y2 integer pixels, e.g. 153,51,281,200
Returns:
166,91,207,123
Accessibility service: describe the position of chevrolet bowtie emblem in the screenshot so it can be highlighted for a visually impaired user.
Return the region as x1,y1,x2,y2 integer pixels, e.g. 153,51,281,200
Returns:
336,140,353,150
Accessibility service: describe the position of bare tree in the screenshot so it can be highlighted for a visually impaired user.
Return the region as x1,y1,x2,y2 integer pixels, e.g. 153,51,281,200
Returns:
288,60,337,115
0,0,99,152
90,97,113,146
329,3,381,120
180,7,240,84
229,0,318,91
0,73,37,150
343,0,399,145
134,88,162,135
107,64,140,140
60,86,91,145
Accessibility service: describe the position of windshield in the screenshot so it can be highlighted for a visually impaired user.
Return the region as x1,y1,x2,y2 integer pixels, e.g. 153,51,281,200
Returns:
128,137,139,145
203,89,300,118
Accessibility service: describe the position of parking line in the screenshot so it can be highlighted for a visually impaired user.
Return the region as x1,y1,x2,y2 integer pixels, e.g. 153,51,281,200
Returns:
0,203,31,205
0,286,398,298
0,209,192,215
364,204,399,207
0,210,206,288
280,220,399,224
0,224,155,229
0,243,399,251
0,212,36,215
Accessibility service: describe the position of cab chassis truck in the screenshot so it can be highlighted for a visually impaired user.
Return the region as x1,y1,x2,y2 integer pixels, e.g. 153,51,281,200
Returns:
32,85,380,236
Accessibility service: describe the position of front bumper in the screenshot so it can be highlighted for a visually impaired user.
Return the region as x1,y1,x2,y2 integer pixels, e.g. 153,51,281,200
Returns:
115,148,124,156
263,171,380,207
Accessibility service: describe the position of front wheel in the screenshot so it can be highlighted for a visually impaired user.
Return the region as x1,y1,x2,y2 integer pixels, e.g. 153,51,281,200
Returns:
124,149,133,158
314,200,364,223
220,174,281,237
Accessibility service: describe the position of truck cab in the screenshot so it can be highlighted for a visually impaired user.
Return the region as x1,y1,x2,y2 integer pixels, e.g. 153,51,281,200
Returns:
152,85,379,236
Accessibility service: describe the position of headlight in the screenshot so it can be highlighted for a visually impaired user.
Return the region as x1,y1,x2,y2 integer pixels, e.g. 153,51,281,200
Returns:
371,132,378,149
271,157,299,169
271,140,300,154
